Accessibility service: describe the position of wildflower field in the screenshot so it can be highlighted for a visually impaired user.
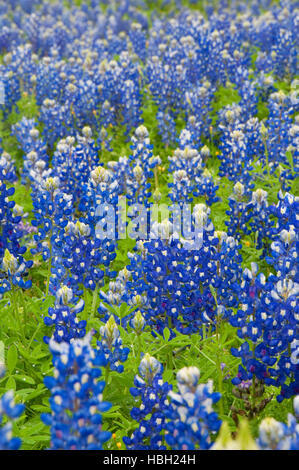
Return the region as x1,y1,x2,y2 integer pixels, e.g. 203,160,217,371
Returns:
0,0,298,453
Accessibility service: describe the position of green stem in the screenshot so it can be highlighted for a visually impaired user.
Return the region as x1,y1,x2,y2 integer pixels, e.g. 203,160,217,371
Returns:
27,322,43,350
45,219,54,297
104,364,110,399
251,374,256,414
202,323,207,341
137,333,142,361
167,316,174,370
90,283,99,318
210,286,224,416
288,149,295,176
251,341,257,414
10,289,25,341
18,290,27,333
83,288,89,321
263,139,270,179
215,313,224,417
154,166,159,190
45,252,52,298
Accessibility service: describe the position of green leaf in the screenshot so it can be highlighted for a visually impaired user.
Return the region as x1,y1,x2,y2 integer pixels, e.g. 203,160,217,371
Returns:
163,327,170,342
15,388,36,400
6,376,16,391
14,374,36,385
7,344,18,374
163,369,174,383
30,405,51,413
21,385,47,401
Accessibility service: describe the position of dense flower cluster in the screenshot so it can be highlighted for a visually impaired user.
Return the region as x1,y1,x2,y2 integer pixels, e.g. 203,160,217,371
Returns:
12,117,49,186
123,354,171,450
0,386,24,450
97,316,130,373
0,178,32,294
230,259,298,402
41,334,111,450
165,366,221,450
43,285,86,344
124,361,221,450
0,150,17,184
120,211,242,337
257,396,299,450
